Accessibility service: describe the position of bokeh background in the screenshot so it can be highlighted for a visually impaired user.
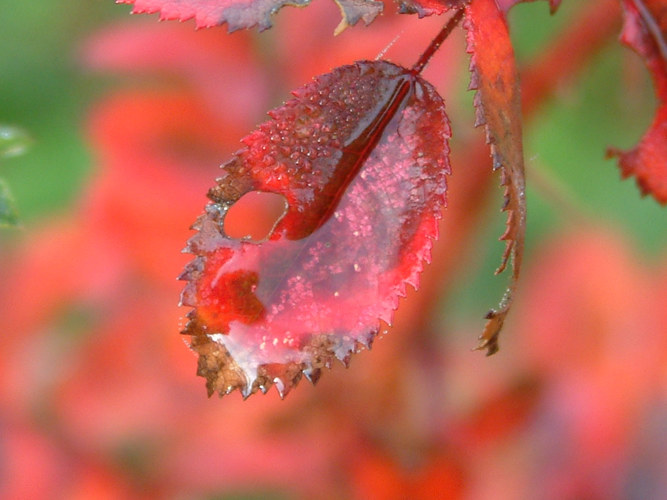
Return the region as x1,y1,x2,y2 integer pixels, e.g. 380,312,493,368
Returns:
1,0,667,498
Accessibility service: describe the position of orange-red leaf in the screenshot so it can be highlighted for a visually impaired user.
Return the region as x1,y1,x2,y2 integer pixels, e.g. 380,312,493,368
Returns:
608,0,667,204
464,0,526,354
180,61,451,398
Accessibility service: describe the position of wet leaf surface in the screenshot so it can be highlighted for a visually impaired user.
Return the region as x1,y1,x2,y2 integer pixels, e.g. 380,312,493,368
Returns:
180,60,451,397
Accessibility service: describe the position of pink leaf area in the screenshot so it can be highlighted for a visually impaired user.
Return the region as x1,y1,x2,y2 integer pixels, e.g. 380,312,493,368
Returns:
180,60,451,398
608,0,667,204
119,0,383,32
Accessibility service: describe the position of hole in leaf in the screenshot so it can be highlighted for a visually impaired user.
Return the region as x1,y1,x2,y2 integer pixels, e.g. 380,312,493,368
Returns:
224,191,288,242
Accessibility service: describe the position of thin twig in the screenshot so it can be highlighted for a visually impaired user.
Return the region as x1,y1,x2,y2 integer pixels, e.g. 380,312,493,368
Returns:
411,9,465,75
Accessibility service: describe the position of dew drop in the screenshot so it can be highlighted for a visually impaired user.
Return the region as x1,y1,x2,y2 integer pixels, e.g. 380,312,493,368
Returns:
0,125,31,158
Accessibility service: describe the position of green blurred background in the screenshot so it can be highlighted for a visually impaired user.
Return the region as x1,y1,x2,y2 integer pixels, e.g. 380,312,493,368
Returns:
0,1,121,222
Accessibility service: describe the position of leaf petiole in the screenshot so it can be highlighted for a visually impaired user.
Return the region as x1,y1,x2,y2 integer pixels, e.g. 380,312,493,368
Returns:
411,8,465,75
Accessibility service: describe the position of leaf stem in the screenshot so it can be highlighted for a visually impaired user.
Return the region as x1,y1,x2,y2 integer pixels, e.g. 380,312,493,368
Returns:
411,8,465,75
634,0,667,61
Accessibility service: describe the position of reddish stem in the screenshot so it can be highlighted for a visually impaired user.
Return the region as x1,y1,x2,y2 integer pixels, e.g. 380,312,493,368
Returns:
411,9,465,75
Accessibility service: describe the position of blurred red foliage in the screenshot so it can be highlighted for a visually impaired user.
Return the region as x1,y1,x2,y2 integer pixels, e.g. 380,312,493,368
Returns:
1,2,666,498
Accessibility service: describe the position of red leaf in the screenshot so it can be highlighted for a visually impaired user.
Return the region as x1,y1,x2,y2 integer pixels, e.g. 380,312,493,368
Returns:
464,0,526,354
608,0,667,204
118,0,383,33
180,60,451,398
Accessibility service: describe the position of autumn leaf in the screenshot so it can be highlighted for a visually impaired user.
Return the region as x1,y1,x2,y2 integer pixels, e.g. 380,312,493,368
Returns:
608,0,667,204
464,0,526,355
180,58,452,398
118,0,383,33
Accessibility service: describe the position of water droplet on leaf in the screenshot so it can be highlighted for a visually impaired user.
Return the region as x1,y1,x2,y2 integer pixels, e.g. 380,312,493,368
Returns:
181,60,451,398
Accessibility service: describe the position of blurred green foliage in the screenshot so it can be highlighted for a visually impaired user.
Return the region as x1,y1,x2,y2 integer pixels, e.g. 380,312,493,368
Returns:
0,179,19,227
0,1,122,223
0,125,33,226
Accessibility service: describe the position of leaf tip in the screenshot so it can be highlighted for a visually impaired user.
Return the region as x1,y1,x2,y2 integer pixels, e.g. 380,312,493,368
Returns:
474,309,503,356
333,18,349,36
